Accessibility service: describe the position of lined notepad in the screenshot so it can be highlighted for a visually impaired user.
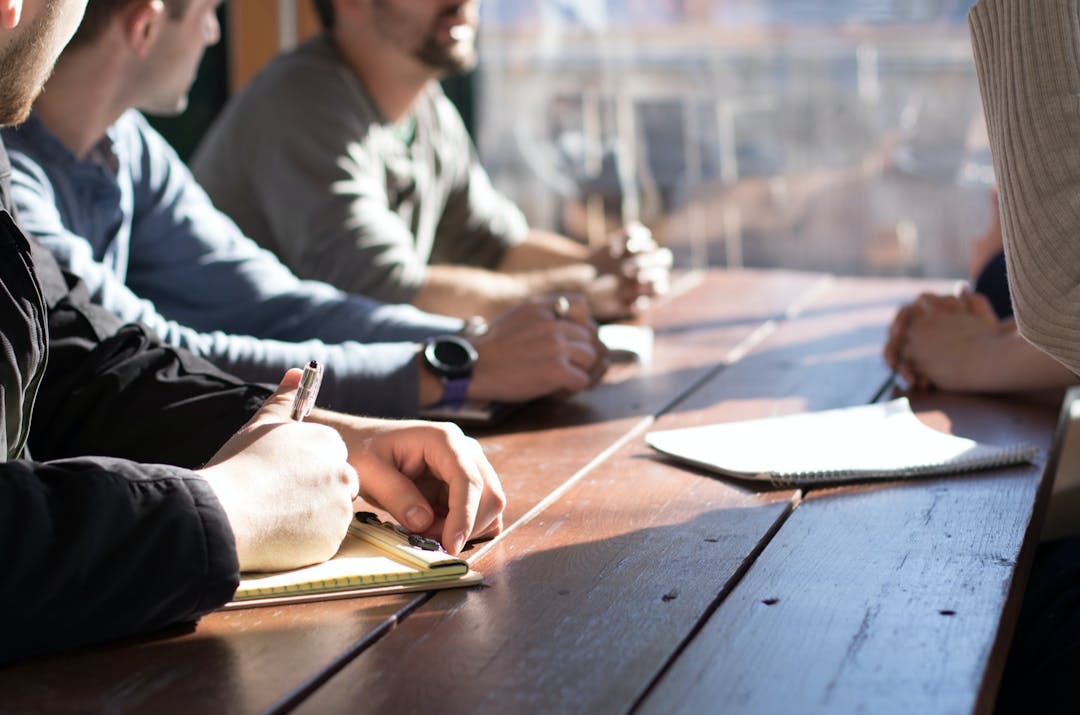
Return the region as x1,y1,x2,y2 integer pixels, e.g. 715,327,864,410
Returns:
228,515,482,607
645,398,1038,488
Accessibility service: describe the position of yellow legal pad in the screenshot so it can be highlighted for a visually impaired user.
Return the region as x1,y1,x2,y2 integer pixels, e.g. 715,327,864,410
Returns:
225,514,483,608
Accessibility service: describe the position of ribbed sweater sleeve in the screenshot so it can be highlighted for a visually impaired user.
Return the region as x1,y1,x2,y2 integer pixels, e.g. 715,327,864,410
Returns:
970,0,1080,376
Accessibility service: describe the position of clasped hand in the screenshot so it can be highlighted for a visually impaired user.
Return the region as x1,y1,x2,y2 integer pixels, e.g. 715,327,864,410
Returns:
883,289,1006,391
588,221,673,320
468,293,609,402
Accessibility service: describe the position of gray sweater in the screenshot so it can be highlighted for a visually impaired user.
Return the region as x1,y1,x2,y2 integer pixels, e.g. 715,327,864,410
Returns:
970,0,1080,377
192,34,528,306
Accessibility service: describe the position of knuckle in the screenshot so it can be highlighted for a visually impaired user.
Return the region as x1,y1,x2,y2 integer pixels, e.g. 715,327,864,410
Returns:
426,421,463,447
562,370,589,392
339,464,357,489
491,485,508,512
440,421,466,440
466,471,486,495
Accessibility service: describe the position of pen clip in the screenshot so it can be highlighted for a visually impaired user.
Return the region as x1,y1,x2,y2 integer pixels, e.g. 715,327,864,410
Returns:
291,360,323,421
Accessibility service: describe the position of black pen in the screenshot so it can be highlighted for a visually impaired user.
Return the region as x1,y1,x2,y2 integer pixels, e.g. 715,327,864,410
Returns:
291,360,323,421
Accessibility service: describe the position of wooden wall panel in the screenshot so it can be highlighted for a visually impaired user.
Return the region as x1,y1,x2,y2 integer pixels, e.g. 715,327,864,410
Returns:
228,0,322,94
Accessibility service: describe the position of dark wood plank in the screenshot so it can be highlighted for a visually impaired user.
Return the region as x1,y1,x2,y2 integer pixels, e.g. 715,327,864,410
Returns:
294,456,795,715
293,275,946,714
638,393,1060,715
0,594,419,714
0,270,819,713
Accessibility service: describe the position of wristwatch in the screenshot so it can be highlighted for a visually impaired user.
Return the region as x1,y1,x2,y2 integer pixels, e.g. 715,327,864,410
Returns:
422,334,478,407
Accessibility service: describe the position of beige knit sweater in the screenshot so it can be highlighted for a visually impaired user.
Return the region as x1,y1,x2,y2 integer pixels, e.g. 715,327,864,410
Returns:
970,0,1080,376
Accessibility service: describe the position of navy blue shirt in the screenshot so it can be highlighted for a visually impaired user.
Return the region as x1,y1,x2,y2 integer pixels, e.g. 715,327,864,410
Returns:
3,111,463,418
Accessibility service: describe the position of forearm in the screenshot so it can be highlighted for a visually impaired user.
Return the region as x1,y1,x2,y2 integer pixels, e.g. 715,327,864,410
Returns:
965,331,1078,393
496,229,590,272
33,325,269,467
410,264,527,319
160,328,429,419
34,272,268,467
307,408,393,437
970,0,1080,374
416,254,597,321
133,226,461,346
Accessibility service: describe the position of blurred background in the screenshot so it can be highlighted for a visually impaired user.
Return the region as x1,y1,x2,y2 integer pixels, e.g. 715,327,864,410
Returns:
171,0,989,281
474,0,988,279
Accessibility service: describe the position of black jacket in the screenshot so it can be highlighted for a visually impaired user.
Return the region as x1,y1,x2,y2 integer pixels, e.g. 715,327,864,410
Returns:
0,142,271,664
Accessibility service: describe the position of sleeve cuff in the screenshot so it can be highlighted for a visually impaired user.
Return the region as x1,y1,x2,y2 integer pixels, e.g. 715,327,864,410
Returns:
183,473,241,614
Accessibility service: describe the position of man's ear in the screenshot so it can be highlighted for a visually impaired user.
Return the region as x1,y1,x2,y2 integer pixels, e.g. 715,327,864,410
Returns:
0,0,23,30
124,0,165,57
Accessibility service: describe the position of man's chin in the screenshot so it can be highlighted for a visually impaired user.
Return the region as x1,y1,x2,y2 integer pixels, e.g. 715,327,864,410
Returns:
138,95,189,118
0,99,34,128
421,49,477,77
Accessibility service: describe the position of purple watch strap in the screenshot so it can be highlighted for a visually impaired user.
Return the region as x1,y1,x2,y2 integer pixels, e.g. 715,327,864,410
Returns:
440,377,470,407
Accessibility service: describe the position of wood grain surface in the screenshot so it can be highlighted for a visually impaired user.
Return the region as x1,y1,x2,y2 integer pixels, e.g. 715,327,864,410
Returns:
638,394,1059,715
292,275,997,715
2,270,1055,715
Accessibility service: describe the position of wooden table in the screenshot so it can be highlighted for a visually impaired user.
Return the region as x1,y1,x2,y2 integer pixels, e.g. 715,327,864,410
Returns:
1,269,1062,715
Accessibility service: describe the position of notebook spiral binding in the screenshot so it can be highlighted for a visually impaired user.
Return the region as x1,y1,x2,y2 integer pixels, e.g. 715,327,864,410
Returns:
768,442,1040,489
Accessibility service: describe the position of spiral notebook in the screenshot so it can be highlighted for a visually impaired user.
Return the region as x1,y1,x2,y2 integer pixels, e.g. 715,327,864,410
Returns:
225,513,483,608
645,398,1039,488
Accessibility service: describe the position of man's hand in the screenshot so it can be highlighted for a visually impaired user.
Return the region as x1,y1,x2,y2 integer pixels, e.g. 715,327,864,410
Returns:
198,369,359,572
309,415,506,556
588,222,672,320
467,294,609,403
884,290,1007,391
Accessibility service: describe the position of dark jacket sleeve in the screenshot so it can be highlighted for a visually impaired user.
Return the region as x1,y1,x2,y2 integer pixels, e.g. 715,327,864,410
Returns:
0,150,261,663
0,456,239,664
0,241,265,664
27,238,272,468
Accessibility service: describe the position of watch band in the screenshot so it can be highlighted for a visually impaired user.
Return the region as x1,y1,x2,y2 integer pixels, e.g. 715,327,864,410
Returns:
440,376,471,408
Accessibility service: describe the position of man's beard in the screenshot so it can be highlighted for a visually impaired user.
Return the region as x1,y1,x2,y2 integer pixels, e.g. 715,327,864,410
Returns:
372,0,478,77
0,1,65,126
415,31,477,76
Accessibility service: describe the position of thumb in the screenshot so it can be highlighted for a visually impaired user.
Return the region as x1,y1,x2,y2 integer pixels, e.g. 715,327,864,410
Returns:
251,368,304,425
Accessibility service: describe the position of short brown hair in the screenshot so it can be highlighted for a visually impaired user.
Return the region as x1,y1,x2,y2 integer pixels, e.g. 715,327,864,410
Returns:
66,0,194,50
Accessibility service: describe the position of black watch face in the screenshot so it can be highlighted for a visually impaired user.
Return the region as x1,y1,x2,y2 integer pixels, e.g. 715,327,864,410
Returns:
426,336,476,378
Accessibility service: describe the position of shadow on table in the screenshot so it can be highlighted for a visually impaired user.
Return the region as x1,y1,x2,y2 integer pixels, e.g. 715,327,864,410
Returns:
330,504,792,714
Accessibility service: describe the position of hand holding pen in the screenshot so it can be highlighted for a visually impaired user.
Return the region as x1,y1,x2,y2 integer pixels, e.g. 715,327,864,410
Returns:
198,365,357,571
291,360,324,421
278,361,506,557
